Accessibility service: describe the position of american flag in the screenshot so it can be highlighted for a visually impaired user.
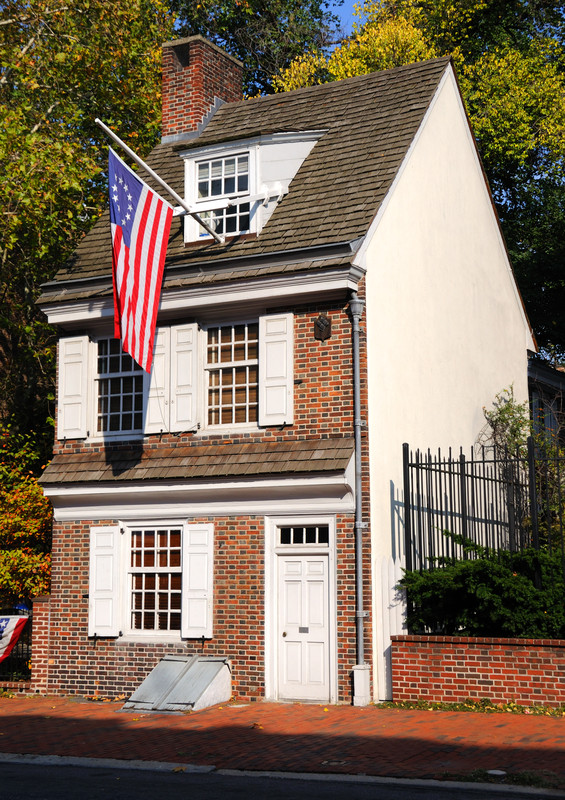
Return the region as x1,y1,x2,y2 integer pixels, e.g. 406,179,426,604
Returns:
109,148,173,373
0,616,27,665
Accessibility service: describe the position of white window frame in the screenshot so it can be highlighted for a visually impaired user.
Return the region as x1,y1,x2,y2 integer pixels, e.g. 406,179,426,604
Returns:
95,337,146,436
202,319,260,430
88,521,214,641
184,145,259,242
127,523,183,635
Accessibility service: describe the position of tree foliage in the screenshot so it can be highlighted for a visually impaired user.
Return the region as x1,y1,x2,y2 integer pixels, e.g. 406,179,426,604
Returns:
0,0,174,449
0,425,52,606
170,0,342,95
400,545,565,638
275,1,565,355
0,0,174,603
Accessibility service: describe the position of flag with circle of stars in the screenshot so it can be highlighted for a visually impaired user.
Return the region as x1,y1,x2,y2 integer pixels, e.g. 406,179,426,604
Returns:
108,147,173,373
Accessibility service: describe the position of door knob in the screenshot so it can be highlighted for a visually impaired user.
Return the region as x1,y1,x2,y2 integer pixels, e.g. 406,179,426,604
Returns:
282,631,287,637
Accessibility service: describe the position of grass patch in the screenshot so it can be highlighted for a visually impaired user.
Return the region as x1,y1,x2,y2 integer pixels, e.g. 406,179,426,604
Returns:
378,697,565,716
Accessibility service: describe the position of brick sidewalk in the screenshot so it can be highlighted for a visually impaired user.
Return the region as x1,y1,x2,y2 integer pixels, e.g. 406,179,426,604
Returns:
0,696,564,788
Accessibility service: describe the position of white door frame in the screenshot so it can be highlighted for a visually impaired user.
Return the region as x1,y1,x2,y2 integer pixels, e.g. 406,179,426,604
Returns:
264,515,337,703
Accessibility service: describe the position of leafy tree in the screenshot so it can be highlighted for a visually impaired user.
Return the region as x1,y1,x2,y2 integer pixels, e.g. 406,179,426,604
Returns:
274,1,565,355
0,425,52,606
0,0,174,451
0,0,174,603
170,0,342,95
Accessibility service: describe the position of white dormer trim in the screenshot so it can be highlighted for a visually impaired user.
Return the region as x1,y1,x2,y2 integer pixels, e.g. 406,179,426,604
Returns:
180,130,326,242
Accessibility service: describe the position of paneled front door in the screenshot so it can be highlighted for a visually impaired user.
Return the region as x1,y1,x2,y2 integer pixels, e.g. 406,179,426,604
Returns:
277,554,330,702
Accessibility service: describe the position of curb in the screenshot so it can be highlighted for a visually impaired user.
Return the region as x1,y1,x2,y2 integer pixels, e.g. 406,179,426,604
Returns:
0,753,563,796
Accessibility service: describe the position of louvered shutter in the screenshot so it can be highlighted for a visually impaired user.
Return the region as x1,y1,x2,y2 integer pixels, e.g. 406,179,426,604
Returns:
258,313,294,426
181,524,214,638
144,327,169,434
57,336,90,440
88,526,121,638
170,324,198,432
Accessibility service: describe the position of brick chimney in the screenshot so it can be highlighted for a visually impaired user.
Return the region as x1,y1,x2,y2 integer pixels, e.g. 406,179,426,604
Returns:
161,36,243,142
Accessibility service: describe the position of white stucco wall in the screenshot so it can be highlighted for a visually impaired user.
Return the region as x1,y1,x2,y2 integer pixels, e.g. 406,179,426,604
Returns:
358,66,535,699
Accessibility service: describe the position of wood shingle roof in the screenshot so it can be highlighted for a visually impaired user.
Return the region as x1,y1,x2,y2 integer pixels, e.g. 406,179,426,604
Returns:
40,437,355,485
41,57,451,302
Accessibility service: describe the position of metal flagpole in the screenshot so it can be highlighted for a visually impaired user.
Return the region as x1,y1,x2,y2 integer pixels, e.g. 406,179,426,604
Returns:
95,118,225,244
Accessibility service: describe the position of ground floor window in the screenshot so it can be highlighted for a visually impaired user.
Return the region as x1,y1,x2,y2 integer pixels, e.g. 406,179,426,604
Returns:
88,522,213,640
129,526,182,632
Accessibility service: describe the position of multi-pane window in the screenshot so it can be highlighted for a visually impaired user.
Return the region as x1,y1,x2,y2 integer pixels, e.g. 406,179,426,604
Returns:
96,339,144,433
279,525,330,545
130,527,182,632
206,322,258,426
197,154,250,237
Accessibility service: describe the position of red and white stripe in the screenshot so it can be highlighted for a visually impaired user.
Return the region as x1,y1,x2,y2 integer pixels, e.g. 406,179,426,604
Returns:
0,616,27,664
111,160,173,373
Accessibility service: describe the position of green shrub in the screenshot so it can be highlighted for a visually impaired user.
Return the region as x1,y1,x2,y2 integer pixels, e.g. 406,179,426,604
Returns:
400,546,565,638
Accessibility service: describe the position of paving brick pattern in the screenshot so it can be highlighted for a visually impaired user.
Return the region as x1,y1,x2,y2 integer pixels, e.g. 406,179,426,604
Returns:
1,697,565,786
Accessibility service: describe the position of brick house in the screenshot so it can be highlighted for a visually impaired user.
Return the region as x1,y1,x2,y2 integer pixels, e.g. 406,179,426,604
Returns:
37,36,534,705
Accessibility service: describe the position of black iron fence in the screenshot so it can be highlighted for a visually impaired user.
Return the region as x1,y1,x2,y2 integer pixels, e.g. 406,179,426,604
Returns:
402,437,565,576
0,612,32,683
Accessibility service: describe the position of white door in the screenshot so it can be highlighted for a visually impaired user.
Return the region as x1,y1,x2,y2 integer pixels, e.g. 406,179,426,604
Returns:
278,554,330,702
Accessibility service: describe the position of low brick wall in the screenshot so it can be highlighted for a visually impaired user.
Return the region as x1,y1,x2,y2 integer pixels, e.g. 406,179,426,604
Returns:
391,635,565,707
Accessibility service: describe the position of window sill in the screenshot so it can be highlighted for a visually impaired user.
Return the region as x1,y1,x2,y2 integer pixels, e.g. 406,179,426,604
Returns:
183,231,258,248
116,633,183,645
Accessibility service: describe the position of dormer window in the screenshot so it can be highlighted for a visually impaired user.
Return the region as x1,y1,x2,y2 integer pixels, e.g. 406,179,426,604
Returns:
181,131,326,244
197,153,250,237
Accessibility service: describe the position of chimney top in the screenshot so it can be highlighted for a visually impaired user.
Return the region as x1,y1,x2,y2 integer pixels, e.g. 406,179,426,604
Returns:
161,36,244,144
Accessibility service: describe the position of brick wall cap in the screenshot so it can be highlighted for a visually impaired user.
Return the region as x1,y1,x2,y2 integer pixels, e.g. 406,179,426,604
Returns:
162,35,243,68
391,634,565,648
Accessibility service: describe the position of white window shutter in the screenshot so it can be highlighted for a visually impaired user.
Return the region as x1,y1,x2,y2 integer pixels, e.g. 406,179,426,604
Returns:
144,328,169,434
57,336,89,440
181,524,214,639
170,323,199,432
88,526,121,638
258,312,294,426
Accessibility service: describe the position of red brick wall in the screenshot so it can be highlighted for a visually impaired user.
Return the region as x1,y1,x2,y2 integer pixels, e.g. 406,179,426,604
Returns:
30,595,50,694
53,300,356,457
46,514,357,701
162,37,243,139
391,635,565,707
46,294,373,702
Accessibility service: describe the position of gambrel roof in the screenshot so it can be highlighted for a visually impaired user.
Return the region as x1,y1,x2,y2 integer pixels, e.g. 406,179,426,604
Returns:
40,56,452,305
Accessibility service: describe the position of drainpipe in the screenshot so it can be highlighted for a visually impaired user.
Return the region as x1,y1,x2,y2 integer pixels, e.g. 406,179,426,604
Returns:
349,292,370,706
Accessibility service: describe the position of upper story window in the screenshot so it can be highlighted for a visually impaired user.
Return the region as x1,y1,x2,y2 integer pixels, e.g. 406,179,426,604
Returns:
57,312,294,441
96,338,144,434
206,322,258,425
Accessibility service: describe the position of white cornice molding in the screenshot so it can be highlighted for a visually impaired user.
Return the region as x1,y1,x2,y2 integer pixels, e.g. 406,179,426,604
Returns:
44,470,355,521
40,266,363,327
